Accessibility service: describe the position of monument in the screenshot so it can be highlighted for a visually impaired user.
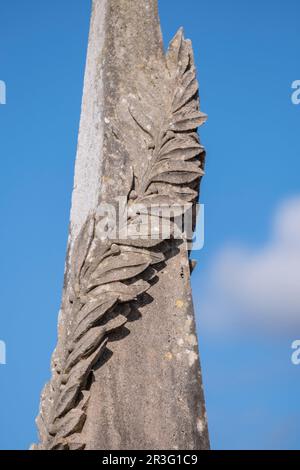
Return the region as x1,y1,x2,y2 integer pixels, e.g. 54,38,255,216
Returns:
33,0,209,450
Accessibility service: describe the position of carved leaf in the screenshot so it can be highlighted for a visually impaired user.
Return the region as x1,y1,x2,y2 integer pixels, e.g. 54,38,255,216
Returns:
55,384,81,420
55,347,104,419
65,328,108,374
166,28,190,77
159,135,204,162
169,111,207,132
120,245,166,265
88,252,152,287
81,244,119,285
172,71,199,113
75,297,118,337
48,439,69,451
51,409,86,439
135,194,179,207
146,184,199,205
131,197,190,223
89,279,150,303
66,434,86,451
149,160,204,185
73,306,128,350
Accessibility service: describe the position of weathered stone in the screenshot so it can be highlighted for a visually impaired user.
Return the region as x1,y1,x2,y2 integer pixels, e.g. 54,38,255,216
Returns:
34,0,209,450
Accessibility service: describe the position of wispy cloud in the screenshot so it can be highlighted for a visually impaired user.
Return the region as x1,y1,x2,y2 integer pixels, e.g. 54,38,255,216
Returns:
196,197,300,335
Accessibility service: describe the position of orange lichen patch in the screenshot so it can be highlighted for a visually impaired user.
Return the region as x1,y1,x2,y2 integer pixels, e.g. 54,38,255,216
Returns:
164,352,173,361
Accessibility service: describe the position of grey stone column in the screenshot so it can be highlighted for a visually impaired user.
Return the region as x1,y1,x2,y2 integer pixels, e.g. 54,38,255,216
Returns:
34,0,209,451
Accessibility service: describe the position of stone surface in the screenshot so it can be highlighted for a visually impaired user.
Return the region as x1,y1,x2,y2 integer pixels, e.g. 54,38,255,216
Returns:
34,0,209,450
84,242,209,450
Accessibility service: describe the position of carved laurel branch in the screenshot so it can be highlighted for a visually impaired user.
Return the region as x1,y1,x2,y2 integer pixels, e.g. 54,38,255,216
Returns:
34,29,206,450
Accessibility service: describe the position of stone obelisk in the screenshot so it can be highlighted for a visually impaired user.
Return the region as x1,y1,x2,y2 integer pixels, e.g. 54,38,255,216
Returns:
34,0,209,450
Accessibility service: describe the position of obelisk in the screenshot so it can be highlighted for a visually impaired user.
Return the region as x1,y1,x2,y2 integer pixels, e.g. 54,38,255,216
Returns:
34,0,209,450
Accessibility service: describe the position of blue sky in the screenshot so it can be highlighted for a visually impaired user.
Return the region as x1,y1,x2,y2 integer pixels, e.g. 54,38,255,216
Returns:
0,0,300,450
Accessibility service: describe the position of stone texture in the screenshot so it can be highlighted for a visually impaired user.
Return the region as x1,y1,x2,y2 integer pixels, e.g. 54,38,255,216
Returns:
84,242,209,450
34,0,209,450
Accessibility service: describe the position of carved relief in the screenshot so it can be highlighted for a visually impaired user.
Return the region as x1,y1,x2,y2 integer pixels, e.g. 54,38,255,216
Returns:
34,29,206,450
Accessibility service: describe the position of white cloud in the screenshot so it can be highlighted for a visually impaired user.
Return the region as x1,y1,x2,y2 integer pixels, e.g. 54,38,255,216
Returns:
196,197,300,335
